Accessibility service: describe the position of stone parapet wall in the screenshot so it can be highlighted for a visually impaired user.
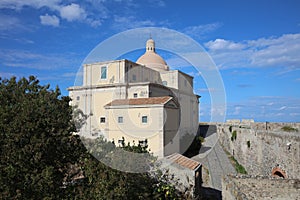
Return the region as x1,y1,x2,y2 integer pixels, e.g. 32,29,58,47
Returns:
216,122,300,179
222,175,300,200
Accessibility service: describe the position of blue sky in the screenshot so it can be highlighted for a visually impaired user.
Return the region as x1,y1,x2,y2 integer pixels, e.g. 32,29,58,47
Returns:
0,0,299,122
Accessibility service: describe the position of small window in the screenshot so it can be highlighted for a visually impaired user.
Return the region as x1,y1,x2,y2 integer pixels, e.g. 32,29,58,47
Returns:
142,116,148,123
162,81,167,86
100,117,105,123
118,116,123,123
76,96,80,101
133,93,138,98
132,74,136,81
101,66,107,79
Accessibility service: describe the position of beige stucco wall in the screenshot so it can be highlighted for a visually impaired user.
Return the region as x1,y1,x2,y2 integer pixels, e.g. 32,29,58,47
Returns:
160,70,178,89
178,71,193,93
69,58,199,157
160,70,193,92
127,84,149,99
70,86,127,137
106,105,165,157
126,61,161,84
163,107,180,156
160,70,198,140
84,60,126,86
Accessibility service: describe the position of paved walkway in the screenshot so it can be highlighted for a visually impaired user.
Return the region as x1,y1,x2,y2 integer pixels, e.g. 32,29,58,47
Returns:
192,127,236,191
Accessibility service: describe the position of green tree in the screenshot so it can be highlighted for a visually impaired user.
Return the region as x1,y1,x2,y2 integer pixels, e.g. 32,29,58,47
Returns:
77,137,182,199
0,76,184,199
0,76,85,199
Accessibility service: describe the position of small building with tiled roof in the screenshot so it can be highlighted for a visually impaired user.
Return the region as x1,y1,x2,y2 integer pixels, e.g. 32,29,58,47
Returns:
104,96,176,107
68,38,200,158
166,153,201,171
163,153,202,197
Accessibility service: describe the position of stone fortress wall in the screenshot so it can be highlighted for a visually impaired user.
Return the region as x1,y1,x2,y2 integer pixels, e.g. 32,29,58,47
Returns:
222,175,300,200
216,120,300,179
214,120,300,199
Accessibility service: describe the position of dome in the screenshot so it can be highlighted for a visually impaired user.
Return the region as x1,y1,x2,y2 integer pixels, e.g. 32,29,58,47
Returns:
137,52,167,66
136,38,169,71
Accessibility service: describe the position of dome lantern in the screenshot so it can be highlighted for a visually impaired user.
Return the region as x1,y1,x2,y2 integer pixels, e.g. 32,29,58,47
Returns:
136,38,169,72
146,38,155,52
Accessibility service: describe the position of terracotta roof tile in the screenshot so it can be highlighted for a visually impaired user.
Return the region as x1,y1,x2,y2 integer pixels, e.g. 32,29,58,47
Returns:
166,153,201,170
105,96,172,107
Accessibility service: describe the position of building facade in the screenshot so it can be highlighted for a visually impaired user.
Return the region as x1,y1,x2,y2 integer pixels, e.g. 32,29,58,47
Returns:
68,38,200,158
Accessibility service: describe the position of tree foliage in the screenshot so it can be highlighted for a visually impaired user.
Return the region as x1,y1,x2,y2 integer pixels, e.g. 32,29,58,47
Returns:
0,76,183,199
78,137,182,199
0,76,85,199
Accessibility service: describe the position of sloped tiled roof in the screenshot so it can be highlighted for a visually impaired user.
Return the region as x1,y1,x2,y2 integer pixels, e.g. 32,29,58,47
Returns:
105,96,172,107
166,153,201,171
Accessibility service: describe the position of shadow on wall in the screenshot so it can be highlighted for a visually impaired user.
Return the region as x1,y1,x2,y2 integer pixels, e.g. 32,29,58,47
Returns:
199,186,221,200
182,125,216,158
199,125,217,138
181,132,202,158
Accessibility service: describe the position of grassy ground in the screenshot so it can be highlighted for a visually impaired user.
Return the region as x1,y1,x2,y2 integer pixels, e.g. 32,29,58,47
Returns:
223,147,247,174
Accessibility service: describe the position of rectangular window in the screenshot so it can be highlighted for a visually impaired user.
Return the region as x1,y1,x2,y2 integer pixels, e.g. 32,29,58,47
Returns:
101,66,107,79
132,74,136,81
76,96,80,101
118,116,123,123
133,93,138,98
142,116,148,123
100,117,105,123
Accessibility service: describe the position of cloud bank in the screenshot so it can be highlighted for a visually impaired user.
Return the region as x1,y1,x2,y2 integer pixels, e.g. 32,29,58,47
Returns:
205,33,300,72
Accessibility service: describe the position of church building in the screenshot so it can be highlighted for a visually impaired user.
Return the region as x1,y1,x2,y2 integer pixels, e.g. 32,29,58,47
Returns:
68,38,200,158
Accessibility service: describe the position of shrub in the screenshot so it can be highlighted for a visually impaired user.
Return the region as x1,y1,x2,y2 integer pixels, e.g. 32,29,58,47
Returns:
281,126,298,132
229,156,247,174
198,136,205,144
231,130,237,141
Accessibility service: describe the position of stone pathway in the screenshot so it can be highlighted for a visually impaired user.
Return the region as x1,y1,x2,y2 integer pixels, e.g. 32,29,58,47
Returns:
192,127,236,191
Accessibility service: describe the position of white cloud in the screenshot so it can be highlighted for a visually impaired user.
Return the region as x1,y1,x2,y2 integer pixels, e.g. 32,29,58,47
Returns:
290,113,300,116
205,38,245,51
278,106,287,111
0,72,17,78
0,1,102,28
62,72,77,77
250,34,300,68
40,14,60,27
0,0,61,10
0,14,20,30
197,88,218,93
0,49,80,70
205,33,300,71
183,23,222,39
187,71,202,77
150,0,165,7
86,18,102,28
112,15,156,30
225,96,300,122
233,106,242,115
59,3,86,22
